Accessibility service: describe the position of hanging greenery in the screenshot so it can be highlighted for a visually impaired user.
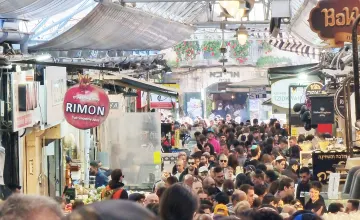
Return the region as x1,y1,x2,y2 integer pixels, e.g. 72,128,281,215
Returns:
173,41,200,61
227,40,250,64
261,41,273,54
202,40,222,58
256,56,292,67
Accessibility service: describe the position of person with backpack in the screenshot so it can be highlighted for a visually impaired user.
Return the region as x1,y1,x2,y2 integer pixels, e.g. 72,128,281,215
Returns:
101,169,128,200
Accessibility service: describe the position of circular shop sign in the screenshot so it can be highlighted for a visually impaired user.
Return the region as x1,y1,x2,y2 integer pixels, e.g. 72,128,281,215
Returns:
305,82,324,97
63,83,110,129
334,86,354,119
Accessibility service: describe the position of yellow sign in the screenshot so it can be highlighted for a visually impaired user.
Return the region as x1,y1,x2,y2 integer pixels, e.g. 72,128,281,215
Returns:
162,84,180,90
174,129,180,148
153,151,161,164
291,127,298,137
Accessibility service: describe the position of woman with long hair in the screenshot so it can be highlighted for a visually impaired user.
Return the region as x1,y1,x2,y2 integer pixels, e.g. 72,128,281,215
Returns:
101,169,128,200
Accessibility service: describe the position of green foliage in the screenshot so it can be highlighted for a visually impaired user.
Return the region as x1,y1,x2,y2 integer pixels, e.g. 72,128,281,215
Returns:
202,40,222,58
227,40,250,64
173,41,200,61
261,41,273,53
256,56,292,67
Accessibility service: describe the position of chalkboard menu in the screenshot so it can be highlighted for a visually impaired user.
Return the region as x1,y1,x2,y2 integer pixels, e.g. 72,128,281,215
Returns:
312,151,348,183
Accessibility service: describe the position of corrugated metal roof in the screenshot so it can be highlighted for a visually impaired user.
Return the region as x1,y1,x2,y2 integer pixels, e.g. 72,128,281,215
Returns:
29,1,195,51
0,0,84,20
135,2,207,24
288,0,327,48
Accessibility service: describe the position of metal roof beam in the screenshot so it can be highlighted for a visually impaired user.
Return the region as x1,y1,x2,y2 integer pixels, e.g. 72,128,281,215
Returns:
121,0,261,2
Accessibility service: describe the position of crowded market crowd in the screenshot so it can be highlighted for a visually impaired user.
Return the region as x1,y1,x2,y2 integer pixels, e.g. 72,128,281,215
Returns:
0,118,359,220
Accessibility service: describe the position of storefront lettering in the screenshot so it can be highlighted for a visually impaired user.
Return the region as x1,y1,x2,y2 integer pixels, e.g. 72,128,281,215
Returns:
209,72,240,78
322,7,359,27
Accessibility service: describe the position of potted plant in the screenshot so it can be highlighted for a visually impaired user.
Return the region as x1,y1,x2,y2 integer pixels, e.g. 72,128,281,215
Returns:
227,40,250,64
202,40,222,59
173,41,200,61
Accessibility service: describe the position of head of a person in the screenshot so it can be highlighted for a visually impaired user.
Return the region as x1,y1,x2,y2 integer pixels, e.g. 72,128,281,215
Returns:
289,159,299,172
187,156,196,171
250,206,283,220
165,176,179,188
192,179,203,194
199,134,207,145
328,203,344,214
214,192,230,207
128,193,146,205
261,154,273,164
220,141,229,155
274,157,286,172
72,200,85,210
252,170,265,186
234,200,251,217
346,199,359,213
220,134,227,142
89,161,99,175
159,183,198,220
223,179,235,197
231,191,244,207
0,194,63,220
289,136,297,147
299,167,311,184
176,159,185,173
202,177,216,193
239,184,255,206
178,152,187,162
309,181,322,202
265,170,278,184
279,177,295,196
279,139,288,150
219,154,228,168
204,143,214,155
144,193,159,206
213,166,225,187
207,128,215,139
250,145,261,159
110,169,124,184
156,187,166,200
201,153,209,164
254,184,268,200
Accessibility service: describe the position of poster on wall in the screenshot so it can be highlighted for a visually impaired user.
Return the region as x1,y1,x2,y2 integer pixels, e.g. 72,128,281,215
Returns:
184,92,203,120
150,84,179,109
45,66,67,126
109,112,161,185
63,74,110,130
11,71,41,132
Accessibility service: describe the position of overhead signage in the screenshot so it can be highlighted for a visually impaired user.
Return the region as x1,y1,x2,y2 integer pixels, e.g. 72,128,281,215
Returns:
249,87,267,99
150,84,179,109
312,151,348,184
305,82,324,97
271,78,308,109
63,75,110,130
310,96,335,124
309,0,360,47
334,85,354,119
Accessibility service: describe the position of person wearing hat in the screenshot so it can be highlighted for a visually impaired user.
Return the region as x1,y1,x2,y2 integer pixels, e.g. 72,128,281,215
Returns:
282,159,299,182
273,156,286,176
207,128,220,154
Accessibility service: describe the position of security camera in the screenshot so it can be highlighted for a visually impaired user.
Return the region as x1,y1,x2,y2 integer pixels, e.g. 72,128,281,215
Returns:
222,67,227,73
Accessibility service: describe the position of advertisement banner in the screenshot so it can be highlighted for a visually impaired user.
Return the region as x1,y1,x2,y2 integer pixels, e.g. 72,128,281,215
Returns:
136,90,148,109
309,96,335,124
45,66,67,126
309,0,360,47
11,71,41,132
150,84,179,109
63,75,110,130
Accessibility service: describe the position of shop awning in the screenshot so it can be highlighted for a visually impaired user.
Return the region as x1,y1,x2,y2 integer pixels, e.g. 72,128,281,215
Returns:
267,38,321,60
29,1,195,51
262,98,272,106
100,74,179,97
268,63,323,81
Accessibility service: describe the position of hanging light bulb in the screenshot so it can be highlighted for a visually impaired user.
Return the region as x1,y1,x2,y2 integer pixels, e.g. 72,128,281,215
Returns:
237,25,248,45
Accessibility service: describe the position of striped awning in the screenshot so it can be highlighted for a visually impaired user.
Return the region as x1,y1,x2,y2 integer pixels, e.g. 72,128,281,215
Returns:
267,38,321,60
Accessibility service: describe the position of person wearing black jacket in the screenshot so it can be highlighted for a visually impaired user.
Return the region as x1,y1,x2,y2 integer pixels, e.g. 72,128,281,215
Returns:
179,157,199,182
289,136,301,159
305,181,327,215
296,167,311,206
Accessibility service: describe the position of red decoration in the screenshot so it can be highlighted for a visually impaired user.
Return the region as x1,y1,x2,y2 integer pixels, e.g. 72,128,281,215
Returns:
63,74,110,130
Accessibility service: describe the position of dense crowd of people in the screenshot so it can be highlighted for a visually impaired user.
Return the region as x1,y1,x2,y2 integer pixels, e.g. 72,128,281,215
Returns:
0,118,358,220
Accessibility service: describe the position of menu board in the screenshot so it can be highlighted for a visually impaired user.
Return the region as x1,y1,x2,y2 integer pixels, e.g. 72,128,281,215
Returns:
109,113,161,186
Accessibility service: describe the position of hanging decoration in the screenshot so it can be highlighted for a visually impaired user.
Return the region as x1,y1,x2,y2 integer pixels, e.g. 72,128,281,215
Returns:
63,74,110,130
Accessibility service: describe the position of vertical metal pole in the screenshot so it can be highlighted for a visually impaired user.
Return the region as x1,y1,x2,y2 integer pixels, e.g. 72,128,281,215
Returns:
352,15,360,121
288,85,292,135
